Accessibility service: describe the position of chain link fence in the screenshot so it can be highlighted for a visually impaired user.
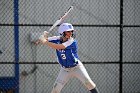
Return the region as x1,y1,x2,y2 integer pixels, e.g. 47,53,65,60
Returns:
0,0,140,93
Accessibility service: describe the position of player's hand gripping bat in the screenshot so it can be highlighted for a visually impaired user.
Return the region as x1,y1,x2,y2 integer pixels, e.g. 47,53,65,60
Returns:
39,6,73,41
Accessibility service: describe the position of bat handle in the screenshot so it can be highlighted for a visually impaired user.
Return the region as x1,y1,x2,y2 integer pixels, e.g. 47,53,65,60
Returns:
48,27,53,32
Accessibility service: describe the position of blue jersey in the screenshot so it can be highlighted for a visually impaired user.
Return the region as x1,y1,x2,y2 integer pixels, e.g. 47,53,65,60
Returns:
48,36,79,68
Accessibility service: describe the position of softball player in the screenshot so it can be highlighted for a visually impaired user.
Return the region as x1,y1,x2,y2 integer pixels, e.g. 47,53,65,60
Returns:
35,23,99,93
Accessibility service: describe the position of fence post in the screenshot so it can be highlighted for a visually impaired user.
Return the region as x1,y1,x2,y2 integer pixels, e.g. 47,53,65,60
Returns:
14,0,19,93
120,0,123,93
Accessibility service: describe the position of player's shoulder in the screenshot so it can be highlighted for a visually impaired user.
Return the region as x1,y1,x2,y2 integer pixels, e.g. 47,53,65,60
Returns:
67,37,77,44
71,38,77,43
69,38,78,46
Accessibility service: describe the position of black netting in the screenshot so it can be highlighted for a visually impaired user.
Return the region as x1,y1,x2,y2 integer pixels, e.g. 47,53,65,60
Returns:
0,0,14,24
124,0,140,25
0,0,140,93
123,27,140,62
123,64,140,93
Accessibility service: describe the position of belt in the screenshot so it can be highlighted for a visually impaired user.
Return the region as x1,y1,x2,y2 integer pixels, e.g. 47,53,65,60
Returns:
62,64,77,68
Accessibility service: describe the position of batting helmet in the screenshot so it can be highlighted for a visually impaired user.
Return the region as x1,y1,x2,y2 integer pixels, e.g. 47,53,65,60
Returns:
58,23,75,34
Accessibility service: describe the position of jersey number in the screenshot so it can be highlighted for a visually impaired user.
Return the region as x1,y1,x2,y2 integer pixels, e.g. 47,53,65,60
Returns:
61,54,66,59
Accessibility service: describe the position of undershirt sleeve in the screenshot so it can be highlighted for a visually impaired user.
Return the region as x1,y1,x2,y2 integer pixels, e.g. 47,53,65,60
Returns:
62,38,74,48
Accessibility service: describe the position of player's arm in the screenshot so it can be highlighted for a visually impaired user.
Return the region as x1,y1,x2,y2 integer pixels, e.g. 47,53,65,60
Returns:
34,33,65,49
43,35,66,49
44,41,66,50
42,37,74,50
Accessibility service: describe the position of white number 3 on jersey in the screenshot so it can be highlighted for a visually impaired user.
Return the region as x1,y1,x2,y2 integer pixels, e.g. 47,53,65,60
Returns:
61,54,66,59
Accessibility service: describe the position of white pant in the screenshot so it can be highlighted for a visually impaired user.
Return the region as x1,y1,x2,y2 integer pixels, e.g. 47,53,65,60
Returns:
51,61,96,93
